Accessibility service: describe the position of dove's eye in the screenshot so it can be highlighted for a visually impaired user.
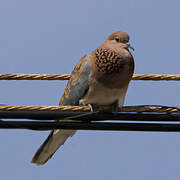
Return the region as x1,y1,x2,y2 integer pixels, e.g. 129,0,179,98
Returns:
115,37,120,42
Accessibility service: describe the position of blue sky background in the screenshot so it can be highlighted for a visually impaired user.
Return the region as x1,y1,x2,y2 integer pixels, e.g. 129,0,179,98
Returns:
0,0,180,179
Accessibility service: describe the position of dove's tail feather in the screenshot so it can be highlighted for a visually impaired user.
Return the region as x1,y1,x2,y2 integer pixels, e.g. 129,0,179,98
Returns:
31,129,76,165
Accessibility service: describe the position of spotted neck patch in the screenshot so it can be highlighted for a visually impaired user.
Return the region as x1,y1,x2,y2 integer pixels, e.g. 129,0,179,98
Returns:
94,48,125,73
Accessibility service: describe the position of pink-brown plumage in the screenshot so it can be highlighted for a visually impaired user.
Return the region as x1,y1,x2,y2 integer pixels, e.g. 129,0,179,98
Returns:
80,31,134,106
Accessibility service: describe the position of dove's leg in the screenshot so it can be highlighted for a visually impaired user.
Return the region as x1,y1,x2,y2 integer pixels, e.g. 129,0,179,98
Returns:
111,100,119,112
88,104,99,112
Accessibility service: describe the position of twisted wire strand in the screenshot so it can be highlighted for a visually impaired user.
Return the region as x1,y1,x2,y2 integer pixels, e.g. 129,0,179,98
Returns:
0,105,180,113
0,74,70,80
133,74,180,81
0,73,180,81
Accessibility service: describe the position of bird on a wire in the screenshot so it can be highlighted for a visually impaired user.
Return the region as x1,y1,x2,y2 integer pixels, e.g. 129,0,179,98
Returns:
31,31,135,165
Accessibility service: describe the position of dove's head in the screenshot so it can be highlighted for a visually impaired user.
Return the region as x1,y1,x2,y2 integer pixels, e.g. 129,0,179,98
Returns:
106,32,134,51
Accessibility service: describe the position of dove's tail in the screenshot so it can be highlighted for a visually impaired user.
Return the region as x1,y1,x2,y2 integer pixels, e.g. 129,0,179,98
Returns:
31,129,76,165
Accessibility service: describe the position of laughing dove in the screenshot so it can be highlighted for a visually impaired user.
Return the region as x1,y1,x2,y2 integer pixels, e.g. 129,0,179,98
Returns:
31,31,135,165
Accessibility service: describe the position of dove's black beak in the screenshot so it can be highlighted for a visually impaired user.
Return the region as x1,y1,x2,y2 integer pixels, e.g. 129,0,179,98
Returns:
126,43,134,51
